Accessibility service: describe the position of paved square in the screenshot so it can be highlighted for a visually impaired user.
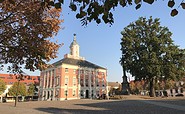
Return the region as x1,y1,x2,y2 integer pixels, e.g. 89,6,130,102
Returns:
0,96,185,114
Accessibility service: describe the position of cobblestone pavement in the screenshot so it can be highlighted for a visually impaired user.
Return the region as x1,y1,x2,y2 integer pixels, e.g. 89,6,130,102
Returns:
0,95,185,114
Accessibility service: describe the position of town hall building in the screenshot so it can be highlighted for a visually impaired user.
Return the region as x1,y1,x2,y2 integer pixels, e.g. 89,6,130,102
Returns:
39,34,107,101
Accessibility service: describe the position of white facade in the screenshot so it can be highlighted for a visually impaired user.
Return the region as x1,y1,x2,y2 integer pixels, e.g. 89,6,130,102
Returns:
39,34,107,101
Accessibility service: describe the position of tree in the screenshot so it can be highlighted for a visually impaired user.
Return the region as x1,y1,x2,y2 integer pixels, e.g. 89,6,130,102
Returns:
1,0,184,26
0,79,6,95
41,0,185,25
8,81,26,106
129,81,136,94
0,0,62,74
27,83,35,100
8,82,27,97
120,17,185,97
165,79,175,90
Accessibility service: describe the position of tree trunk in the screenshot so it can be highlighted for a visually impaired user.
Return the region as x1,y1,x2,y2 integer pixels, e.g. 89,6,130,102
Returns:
149,78,155,97
14,80,20,107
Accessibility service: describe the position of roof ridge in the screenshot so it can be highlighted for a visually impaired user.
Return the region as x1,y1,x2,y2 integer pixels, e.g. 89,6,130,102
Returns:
52,58,106,69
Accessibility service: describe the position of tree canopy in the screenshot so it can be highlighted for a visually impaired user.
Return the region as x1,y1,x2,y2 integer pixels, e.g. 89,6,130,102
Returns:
120,17,185,97
1,0,184,75
27,83,35,96
2,0,183,26
8,82,27,96
0,0,62,74
43,0,184,25
0,79,6,95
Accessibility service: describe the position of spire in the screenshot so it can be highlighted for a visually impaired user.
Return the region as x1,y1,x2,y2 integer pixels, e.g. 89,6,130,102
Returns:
64,33,85,60
73,33,76,41
70,33,78,47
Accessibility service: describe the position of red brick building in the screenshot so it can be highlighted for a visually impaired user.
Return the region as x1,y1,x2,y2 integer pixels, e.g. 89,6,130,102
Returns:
39,34,107,101
0,73,39,102
0,73,40,86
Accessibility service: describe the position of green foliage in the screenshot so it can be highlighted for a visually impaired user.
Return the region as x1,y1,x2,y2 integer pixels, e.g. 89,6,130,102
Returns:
0,79,6,94
27,83,35,96
120,17,185,96
165,79,175,89
8,82,27,96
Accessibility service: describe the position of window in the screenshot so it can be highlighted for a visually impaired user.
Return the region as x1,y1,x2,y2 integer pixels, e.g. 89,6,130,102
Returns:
85,79,88,87
73,78,76,86
91,90,94,97
7,76,13,79
96,91,99,97
102,79,105,87
8,82,13,84
73,69,76,74
80,90,83,96
80,70,83,74
86,70,89,75
80,79,84,86
65,68,68,73
0,77,5,79
56,77,60,86
73,90,76,96
65,77,68,85
28,76,32,80
96,78,99,86
91,77,94,83
55,89,59,97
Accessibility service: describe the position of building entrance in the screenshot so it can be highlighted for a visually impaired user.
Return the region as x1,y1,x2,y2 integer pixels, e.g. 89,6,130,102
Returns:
85,90,89,98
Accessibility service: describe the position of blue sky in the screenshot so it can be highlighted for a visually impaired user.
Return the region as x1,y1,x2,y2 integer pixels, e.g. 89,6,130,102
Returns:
1,1,185,83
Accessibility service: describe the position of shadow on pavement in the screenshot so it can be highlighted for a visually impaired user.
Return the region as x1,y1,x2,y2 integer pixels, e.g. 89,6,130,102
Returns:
35,99,185,114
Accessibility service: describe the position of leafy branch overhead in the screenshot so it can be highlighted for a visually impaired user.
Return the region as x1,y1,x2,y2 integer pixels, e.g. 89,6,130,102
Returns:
0,0,63,74
44,0,184,25
1,0,184,26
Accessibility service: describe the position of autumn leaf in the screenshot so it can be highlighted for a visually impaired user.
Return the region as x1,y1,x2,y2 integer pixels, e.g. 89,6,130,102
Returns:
181,3,185,9
134,0,141,5
0,0,62,73
171,9,178,17
136,4,141,10
143,0,154,4
168,0,175,8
